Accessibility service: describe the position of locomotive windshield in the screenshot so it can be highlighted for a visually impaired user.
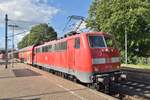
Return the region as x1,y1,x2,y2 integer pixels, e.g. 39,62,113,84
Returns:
89,36,105,48
89,35,116,48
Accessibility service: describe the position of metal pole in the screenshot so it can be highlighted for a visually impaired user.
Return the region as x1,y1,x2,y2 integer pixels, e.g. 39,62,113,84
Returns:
5,14,8,69
12,26,14,67
125,27,127,65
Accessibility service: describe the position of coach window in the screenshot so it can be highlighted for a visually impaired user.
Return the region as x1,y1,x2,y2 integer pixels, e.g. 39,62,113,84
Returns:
39,47,42,53
42,47,44,52
37,48,39,53
56,44,59,50
54,44,58,51
48,45,52,52
52,44,55,51
45,46,47,52
61,42,67,50
75,38,80,49
37,48,38,53
46,46,48,52
35,48,37,53
58,43,61,50
63,42,67,50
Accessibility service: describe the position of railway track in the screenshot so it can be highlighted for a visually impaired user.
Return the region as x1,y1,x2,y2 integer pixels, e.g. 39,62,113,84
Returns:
113,80,150,100
111,67,150,100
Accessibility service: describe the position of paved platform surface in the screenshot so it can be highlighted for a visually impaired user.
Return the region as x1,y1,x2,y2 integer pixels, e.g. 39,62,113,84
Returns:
0,63,117,100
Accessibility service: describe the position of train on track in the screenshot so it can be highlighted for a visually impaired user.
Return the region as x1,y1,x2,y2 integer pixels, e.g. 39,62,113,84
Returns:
18,32,126,91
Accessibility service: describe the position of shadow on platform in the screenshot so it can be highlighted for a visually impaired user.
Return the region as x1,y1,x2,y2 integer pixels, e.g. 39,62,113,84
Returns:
12,69,41,77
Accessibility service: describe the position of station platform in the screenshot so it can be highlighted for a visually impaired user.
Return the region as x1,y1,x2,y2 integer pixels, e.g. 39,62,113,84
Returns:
0,63,117,100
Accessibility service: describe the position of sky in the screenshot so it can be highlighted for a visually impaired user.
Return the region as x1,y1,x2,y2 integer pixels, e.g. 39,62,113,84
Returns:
0,0,92,49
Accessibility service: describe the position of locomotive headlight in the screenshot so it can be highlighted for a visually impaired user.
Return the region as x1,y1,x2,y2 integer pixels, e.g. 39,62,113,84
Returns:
120,74,126,79
111,76,115,81
105,48,109,52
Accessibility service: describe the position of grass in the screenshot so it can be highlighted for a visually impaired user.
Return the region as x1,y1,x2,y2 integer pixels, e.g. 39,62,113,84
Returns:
121,64,150,69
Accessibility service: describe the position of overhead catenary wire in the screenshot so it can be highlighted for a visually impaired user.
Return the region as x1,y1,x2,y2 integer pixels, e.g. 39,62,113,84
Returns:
7,30,28,38
0,17,41,40
62,17,72,33
0,30,29,40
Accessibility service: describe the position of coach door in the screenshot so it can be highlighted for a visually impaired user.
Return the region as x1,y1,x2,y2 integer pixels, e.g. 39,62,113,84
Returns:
68,39,75,73
74,37,81,68
27,52,30,63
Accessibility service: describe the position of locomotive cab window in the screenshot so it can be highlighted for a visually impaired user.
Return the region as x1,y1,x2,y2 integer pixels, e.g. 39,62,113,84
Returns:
105,37,116,48
89,35,105,48
75,38,80,49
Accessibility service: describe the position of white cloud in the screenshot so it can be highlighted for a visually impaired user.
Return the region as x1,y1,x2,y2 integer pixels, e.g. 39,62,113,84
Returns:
0,0,59,22
0,0,59,49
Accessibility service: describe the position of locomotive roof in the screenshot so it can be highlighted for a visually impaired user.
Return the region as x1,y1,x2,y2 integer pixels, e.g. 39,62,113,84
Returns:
35,32,112,48
86,32,112,36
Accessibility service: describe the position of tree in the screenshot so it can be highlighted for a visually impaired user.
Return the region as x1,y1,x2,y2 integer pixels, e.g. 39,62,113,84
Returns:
18,24,57,49
87,0,150,63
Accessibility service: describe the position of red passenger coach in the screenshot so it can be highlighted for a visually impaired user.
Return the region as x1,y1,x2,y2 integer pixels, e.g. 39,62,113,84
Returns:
18,46,34,64
18,32,126,90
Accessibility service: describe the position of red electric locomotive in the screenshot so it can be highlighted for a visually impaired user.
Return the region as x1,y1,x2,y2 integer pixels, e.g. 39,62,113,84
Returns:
18,32,126,91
